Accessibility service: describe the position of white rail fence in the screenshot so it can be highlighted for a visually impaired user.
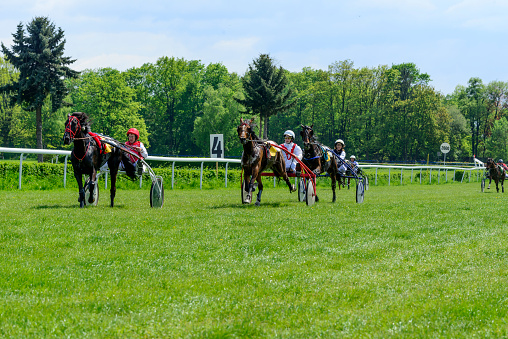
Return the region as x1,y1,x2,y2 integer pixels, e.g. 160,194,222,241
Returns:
0,147,484,190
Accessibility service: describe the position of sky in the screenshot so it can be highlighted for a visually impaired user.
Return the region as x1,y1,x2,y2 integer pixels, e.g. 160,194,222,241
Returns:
1,0,507,95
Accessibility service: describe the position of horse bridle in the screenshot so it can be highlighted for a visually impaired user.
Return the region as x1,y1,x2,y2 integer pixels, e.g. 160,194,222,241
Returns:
65,115,83,141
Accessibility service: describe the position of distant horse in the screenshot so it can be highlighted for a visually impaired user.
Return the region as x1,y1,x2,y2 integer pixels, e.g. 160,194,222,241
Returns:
300,124,339,202
63,112,123,207
486,157,505,193
237,118,295,205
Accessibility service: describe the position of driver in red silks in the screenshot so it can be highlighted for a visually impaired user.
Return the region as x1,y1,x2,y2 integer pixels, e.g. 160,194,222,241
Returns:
121,128,148,179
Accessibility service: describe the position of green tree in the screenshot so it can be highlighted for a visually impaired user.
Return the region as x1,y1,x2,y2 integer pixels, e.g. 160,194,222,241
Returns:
125,57,204,155
1,17,79,161
447,105,470,161
69,68,148,144
193,85,244,157
236,54,295,139
485,117,508,161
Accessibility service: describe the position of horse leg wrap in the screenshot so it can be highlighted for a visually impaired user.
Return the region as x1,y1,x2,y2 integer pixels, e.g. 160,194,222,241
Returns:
255,189,263,206
88,181,96,203
78,189,85,202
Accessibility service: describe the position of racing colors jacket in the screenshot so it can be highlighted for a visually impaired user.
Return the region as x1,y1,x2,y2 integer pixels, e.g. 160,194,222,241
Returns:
279,141,303,172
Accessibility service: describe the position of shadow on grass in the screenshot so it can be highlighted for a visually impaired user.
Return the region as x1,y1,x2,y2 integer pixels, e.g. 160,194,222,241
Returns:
211,201,294,209
33,203,128,209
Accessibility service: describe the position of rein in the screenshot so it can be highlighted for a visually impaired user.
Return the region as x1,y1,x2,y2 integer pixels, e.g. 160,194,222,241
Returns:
66,115,94,161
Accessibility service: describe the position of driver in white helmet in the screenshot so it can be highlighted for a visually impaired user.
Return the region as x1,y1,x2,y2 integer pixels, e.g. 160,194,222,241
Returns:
334,139,347,173
280,130,303,173
349,155,359,173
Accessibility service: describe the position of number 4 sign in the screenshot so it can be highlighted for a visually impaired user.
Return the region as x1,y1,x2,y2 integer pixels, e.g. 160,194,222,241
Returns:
210,134,224,158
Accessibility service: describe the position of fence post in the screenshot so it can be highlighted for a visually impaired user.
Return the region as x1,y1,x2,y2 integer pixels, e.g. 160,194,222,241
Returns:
420,168,422,184
18,153,23,189
411,169,413,183
375,168,378,185
438,169,440,184
225,162,229,188
388,168,391,186
172,162,175,189
200,162,204,189
400,168,403,185
63,155,68,188
430,168,432,184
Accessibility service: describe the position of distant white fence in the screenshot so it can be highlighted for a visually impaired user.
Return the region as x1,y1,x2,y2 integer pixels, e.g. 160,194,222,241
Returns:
0,147,483,190
359,164,483,186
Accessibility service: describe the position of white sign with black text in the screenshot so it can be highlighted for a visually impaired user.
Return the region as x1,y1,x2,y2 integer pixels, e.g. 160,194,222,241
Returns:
210,134,224,158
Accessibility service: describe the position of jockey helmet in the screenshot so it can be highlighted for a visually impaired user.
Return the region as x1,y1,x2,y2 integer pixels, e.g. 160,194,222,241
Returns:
127,128,140,140
284,130,295,140
499,159,504,163
350,155,356,159
335,139,345,146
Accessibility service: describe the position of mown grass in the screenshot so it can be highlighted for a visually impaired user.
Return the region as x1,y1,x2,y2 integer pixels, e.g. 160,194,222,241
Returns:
0,183,507,337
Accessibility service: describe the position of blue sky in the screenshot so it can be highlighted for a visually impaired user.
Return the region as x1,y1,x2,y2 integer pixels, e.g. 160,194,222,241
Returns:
1,0,507,95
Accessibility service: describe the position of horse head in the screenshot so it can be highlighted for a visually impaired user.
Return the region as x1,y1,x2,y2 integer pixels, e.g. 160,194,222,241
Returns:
237,118,255,145
63,112,90,145
486,157,495,169
300,124,314,150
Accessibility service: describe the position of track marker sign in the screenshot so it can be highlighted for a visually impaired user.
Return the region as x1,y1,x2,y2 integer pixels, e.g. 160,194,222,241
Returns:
210,134,224,158
440,142,450,165
440,143,450,154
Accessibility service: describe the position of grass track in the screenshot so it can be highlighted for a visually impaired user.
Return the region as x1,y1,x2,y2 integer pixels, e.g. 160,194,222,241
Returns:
1,183,507,337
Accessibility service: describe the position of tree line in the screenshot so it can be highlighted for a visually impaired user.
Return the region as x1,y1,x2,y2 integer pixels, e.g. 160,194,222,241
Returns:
2,17,508,163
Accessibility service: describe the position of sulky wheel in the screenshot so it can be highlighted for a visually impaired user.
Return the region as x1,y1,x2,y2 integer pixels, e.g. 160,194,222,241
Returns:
306,179,316,206
83,177,99,206
363,175,369,191
356,180,365,204
150,176,164,208
298,178,307,202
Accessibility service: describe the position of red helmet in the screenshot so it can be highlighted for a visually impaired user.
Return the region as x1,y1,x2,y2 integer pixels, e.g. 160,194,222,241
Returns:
127,128,140,140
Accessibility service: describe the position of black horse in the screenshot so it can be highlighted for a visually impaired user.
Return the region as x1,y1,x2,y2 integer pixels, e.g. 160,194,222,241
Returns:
63,112,123,207
300,124,339,202
237,118,295,205
486,157,505,193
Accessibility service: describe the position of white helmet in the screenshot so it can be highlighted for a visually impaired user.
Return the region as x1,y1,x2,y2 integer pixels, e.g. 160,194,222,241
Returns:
335,139,344,146
350,155,356,159
284,130,295,140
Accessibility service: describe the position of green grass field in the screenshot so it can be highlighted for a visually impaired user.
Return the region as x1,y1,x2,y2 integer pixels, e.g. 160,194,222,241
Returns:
1,182,507,337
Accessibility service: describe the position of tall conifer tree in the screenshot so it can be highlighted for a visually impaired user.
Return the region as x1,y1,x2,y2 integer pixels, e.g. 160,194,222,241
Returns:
236,54,295,139
1,17,79,161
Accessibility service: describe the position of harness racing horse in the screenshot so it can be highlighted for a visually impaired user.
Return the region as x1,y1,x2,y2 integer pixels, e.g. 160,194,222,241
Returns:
486,157,505,193
237,118,296,205
63,112,123,207
300,124,339,202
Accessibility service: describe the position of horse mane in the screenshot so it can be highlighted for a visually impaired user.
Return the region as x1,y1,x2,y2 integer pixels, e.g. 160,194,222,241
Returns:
302,125,319,143
71,112,92,133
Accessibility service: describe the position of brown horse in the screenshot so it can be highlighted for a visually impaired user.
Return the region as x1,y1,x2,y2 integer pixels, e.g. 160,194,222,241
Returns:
237,118,295,205
486,158,505,193
300,124,339,202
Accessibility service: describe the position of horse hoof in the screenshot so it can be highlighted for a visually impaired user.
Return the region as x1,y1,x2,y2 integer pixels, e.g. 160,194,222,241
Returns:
255,201,261,206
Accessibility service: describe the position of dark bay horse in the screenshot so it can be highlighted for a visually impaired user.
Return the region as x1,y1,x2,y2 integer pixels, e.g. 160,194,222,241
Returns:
486,158,505,193
237,118,295,205
63,112,123,207
300,124,339,202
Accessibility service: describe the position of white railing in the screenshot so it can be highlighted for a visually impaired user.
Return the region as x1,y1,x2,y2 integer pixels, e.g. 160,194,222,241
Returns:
360,164,483,185
0,147,241,190
0,147,483,189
